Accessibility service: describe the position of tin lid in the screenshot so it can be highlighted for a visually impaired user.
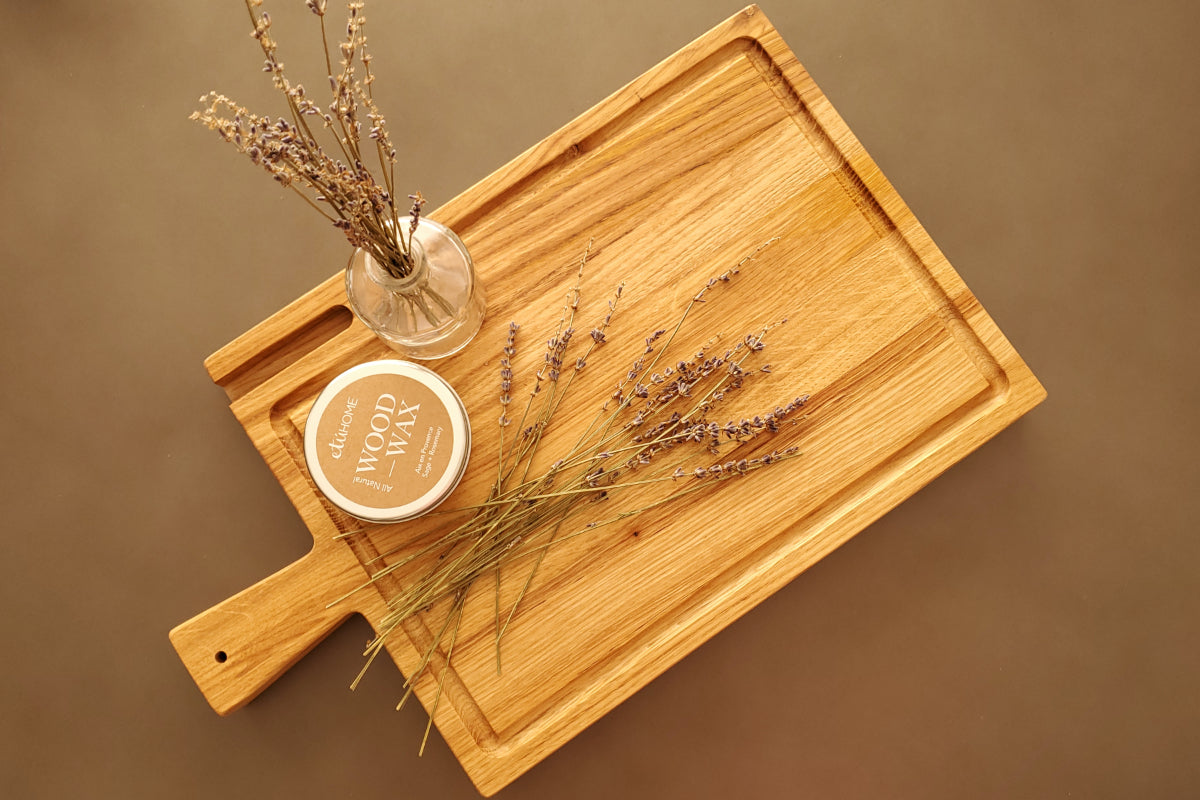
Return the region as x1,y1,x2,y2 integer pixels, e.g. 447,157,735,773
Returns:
303,360,471,523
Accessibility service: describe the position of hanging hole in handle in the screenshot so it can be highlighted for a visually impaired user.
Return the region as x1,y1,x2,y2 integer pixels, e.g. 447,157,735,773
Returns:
215,651,228,663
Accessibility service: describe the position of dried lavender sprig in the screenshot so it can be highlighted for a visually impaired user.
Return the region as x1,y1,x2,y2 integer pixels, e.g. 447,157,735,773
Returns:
540,333,789,545
528,248,785,504
621,322,794,459
575,323,772,475
326,1,420,271
196,1,421,278
244,0,357,185
347,4,401,210
592,240,782,443
490,315,522,660
499,244,596,486
497,320,519,488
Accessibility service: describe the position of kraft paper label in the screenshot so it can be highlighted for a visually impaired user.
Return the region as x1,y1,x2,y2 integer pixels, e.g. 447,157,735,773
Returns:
311,372,455,511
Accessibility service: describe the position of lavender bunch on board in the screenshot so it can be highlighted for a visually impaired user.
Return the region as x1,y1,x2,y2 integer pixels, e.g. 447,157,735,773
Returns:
191,0,422,280
332,238,808,754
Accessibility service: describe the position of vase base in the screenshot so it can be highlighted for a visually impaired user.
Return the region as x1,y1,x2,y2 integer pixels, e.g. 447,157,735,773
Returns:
370,288,486,360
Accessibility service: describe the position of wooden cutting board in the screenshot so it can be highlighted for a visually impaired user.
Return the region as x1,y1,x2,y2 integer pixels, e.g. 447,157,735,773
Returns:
170,6,1045,794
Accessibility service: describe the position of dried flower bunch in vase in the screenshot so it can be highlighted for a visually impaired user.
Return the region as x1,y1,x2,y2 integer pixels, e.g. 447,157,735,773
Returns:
192,0,485,358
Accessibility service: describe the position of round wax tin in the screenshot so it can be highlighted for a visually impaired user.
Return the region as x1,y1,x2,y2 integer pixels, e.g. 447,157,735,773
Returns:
303,360,471,523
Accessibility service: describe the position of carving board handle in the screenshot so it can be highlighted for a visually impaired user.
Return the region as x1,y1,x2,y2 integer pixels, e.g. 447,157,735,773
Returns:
169,545,363,715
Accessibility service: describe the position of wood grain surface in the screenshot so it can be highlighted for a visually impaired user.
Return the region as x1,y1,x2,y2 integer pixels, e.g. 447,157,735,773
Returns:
170,6,1044,794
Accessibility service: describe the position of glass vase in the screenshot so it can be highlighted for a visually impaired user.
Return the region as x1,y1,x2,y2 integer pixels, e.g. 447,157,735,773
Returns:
344,218,486,360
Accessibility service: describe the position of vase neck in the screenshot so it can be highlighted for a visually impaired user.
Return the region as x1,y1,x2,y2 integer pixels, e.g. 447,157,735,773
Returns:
365,235,428,292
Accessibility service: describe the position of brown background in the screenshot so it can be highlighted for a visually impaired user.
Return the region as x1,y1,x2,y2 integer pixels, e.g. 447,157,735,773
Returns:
2,1,1196,797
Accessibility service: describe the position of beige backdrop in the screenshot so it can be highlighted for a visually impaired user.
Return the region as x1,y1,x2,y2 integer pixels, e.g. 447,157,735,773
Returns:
2,1,1197,797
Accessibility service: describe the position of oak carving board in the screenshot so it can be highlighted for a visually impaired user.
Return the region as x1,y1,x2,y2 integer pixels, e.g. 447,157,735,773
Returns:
171,6,1045,795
